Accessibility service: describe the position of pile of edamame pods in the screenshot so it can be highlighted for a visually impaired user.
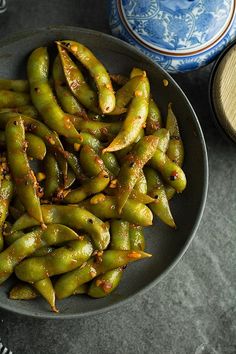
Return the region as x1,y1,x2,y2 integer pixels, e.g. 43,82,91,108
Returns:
0,40,186,312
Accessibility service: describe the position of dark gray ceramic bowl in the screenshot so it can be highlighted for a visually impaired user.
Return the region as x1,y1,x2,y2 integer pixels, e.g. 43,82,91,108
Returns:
0,26,208,319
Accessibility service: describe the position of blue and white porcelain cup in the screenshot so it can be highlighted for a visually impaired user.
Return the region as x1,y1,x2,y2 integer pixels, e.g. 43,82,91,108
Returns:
109,0,236,73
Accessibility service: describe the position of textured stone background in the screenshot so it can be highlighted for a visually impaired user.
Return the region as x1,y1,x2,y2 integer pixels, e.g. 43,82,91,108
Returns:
0,1,235,353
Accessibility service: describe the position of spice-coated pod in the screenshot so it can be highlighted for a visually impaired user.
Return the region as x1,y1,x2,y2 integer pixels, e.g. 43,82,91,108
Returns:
57,40,116,114
27,47,80,138
11,205,110,251
79,195,153,226
15,237,93,283
55,249,151,299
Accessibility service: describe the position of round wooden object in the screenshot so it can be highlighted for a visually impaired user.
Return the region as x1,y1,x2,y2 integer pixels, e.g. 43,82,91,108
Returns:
212,45,236,143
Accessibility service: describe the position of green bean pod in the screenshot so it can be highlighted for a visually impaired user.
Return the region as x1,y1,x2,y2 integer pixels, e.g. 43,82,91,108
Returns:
5,117,44,225
80,145,109,177
53,55,87,117
15,237,93,283
0,90,30,108
33,278,58,313
64,171,110,204
79,195,153,226
27,47,80,138
55,249,151,299
57,44,99,112
0,79,29,92
103,73,150,152
44,153,61,199
129,225,145,251
116,135,160,212
0,224,80,284
144,167,176,228
0,105,39,118
9,283,38,300
166,103,184,166
0,178,14,251
11,205,110,251
88,267,124,298
58,40,116,114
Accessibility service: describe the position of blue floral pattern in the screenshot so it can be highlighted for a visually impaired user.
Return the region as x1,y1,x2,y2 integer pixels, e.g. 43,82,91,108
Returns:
109,0,236,73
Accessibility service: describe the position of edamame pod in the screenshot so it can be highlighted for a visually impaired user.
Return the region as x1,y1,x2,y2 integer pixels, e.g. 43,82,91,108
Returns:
80,145,109,178
0,79,29,93
5,117,44,225
129,225,145,251
146,98,162,134
0,90,30,108
58,40,116,114
27,47,80,138
55,250,151,299
44,153,61,199
166,103,184,166
9,283,38,300
11,205,110,251
110,220,130,250
0,112,68,182
89,219,130,298
70,115,122,141
134,170,147,194
144,167,176,228
0,174,14,251
103,73,150,152
26,133,46,160
79,196,153,226
53,55,87,117
0,131,47,160
64,169,76,189
33,278,58,313
130,68,162,135
15,237,93,283
57,44,99,112
31,246,54,257
149,149,186,193
115,75,143,109
88,267,124,298
116,135,160,212
0,224,80,284
0,105,39,118
64,171,110,204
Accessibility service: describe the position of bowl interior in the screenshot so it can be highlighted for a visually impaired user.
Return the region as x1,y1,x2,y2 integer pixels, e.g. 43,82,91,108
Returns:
0,27,208,318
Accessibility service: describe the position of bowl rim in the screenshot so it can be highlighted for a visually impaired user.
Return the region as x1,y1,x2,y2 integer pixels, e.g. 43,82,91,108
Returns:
0,26,209,319
209,38,236,145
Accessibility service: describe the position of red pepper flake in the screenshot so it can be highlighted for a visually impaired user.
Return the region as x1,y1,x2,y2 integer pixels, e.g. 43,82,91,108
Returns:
170,171,179,181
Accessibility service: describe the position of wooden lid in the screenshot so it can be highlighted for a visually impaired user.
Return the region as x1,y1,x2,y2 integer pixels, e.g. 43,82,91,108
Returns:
212,44,236,143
